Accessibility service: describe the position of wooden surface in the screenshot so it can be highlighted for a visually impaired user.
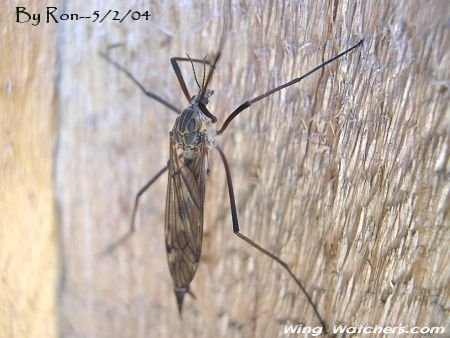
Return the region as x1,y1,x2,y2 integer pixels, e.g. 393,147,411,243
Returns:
0,2,58,338
1,0,448,338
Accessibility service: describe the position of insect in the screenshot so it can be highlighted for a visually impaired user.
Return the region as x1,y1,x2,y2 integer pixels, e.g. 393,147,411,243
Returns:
101,37,363,332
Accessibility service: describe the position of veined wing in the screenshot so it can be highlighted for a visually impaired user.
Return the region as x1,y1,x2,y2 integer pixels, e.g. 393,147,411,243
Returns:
165,139,207,313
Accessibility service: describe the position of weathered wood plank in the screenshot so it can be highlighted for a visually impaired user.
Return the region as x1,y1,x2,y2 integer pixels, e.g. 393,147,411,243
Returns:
0,2,58,338
54,1,448,337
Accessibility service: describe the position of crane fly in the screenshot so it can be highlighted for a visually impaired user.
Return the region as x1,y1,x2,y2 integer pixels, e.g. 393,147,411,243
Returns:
101,38,363,333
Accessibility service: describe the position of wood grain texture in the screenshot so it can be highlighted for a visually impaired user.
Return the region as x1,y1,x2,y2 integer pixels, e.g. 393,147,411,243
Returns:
55,1,449,337
0,2,58,338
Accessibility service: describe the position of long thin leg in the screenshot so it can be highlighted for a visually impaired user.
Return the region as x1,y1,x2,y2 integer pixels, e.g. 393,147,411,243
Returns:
171,57,218,122
217,39,363,134
170,57,212,104
172,21,227,106
102,164,169,255
216,146,327,333
100,52,181,114
199,102,217,123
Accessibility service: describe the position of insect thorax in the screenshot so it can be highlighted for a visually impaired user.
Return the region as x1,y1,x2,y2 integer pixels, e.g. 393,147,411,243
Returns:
170,104,216,159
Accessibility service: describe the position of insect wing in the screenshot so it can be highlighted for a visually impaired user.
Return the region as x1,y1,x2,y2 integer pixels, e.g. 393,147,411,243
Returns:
165,140,207,290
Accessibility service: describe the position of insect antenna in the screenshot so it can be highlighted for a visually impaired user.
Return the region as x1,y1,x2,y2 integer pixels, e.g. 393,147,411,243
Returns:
196,18,229,104
186,52,202,92
201,54,208,90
